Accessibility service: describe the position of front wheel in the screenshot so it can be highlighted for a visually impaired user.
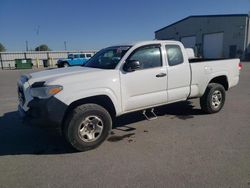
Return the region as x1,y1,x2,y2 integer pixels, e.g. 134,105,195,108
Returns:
200,83,226,114
63,62,69,67
63,104,112,151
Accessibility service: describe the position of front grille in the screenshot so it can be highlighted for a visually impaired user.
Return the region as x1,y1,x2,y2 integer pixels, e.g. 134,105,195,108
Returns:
18,86,25,106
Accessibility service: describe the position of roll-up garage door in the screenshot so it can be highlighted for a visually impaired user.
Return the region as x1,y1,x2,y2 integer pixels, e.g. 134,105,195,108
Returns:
181,36,196,48
203,33,224,58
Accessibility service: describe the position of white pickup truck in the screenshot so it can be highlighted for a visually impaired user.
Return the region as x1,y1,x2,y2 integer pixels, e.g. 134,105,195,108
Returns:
17,40,241,151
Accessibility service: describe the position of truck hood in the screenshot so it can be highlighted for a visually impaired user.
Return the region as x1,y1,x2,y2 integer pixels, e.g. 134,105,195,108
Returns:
28,67,102,84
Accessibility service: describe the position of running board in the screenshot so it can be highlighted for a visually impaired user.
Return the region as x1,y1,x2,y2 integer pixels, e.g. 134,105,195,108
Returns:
142,108,157,121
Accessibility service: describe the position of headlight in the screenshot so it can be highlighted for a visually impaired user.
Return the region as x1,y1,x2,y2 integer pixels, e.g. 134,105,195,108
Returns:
30,85,63,99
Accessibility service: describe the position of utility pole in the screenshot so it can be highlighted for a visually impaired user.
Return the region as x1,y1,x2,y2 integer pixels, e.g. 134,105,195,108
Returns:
64,41,67,51
35,25,40,51
25,40,29,51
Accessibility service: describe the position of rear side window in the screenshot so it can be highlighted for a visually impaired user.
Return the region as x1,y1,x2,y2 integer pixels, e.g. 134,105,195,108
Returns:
80,54,86,58
86,54,92,58
128,45,162,69
165,45,184,66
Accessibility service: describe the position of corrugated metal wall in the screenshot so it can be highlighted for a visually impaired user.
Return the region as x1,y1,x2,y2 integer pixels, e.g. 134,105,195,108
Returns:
0,51,96,69
155,15,248,59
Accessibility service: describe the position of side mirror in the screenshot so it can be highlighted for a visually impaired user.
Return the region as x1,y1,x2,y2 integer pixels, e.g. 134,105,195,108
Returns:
124,60,141,72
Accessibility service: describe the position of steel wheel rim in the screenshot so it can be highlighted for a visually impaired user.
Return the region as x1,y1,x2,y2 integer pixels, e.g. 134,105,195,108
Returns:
211,90,222,109
78,116,104,142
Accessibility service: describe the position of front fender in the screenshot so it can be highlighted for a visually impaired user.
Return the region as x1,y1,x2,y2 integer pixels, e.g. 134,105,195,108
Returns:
55,88,122,116
67,59,74,65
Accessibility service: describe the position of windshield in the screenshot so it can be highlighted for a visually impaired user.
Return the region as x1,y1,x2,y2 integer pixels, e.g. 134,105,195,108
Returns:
84,46,131,69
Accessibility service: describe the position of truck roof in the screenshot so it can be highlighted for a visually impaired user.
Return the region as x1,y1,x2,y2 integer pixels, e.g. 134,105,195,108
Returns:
115,40,181,47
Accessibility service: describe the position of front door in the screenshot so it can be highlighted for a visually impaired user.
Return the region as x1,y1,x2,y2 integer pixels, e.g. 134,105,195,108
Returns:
120,45,168,112
72,54,81,65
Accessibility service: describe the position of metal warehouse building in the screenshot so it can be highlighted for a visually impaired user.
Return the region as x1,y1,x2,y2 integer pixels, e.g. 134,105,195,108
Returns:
155,14,250,60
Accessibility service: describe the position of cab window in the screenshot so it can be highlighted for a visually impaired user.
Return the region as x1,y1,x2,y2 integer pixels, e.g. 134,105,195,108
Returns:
127,45,162,69
165,45,184,66
74,54,80,58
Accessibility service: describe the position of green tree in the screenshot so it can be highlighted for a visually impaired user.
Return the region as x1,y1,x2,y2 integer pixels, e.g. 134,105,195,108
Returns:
35,44,51,51
0,43,6,52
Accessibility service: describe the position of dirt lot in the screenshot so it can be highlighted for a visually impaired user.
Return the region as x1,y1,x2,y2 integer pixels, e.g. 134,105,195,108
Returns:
0,64,250,188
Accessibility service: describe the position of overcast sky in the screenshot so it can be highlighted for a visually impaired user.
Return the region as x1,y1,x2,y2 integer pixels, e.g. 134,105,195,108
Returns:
0,0,250,51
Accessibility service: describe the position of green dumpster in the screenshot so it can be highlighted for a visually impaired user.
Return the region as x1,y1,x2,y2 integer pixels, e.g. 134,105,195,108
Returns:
15,59,33,69
43,59,49,67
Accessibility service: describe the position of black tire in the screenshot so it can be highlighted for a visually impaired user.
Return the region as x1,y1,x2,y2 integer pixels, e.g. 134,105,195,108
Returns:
63,103,112,151
57,64,63,68
200,83,226,114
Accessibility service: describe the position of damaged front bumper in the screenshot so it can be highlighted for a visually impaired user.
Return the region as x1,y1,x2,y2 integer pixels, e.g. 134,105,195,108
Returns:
18,97,67,127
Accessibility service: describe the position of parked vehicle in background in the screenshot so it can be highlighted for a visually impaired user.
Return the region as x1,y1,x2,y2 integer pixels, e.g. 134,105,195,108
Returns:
17,40,241,152
57,53,94,67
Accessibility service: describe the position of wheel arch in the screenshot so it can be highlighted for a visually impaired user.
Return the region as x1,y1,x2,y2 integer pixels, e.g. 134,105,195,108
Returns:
63,61,70,65
208,75,229,91
62,95,117,124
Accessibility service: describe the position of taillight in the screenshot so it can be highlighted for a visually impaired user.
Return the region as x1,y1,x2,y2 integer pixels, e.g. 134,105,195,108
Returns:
238,63,242,70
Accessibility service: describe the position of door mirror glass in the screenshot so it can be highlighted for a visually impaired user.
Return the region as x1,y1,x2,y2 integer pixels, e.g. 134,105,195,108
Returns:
124,60,141,72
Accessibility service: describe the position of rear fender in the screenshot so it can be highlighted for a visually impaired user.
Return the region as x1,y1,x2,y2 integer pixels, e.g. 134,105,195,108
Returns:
200,72,229,96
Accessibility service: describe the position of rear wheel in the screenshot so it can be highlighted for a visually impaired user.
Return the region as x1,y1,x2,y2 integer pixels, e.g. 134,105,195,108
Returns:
200,83,226,114
63,103,112,151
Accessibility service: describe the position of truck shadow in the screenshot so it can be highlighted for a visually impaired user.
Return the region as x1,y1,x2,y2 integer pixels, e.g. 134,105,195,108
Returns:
0,101,204,156
0,111,75,156
114,100,205,128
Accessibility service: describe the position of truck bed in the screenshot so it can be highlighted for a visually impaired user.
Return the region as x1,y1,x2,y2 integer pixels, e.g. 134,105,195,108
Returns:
189,58,228,63
188,58,240,98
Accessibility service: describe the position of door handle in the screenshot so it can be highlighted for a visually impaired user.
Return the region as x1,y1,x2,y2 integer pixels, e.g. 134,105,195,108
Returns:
156,73,166,78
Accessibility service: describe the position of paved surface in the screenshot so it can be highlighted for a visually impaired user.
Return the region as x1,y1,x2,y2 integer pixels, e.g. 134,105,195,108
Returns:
0,64,250,188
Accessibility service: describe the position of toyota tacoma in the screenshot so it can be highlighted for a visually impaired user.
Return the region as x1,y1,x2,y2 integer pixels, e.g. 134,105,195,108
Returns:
17,41,241,151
